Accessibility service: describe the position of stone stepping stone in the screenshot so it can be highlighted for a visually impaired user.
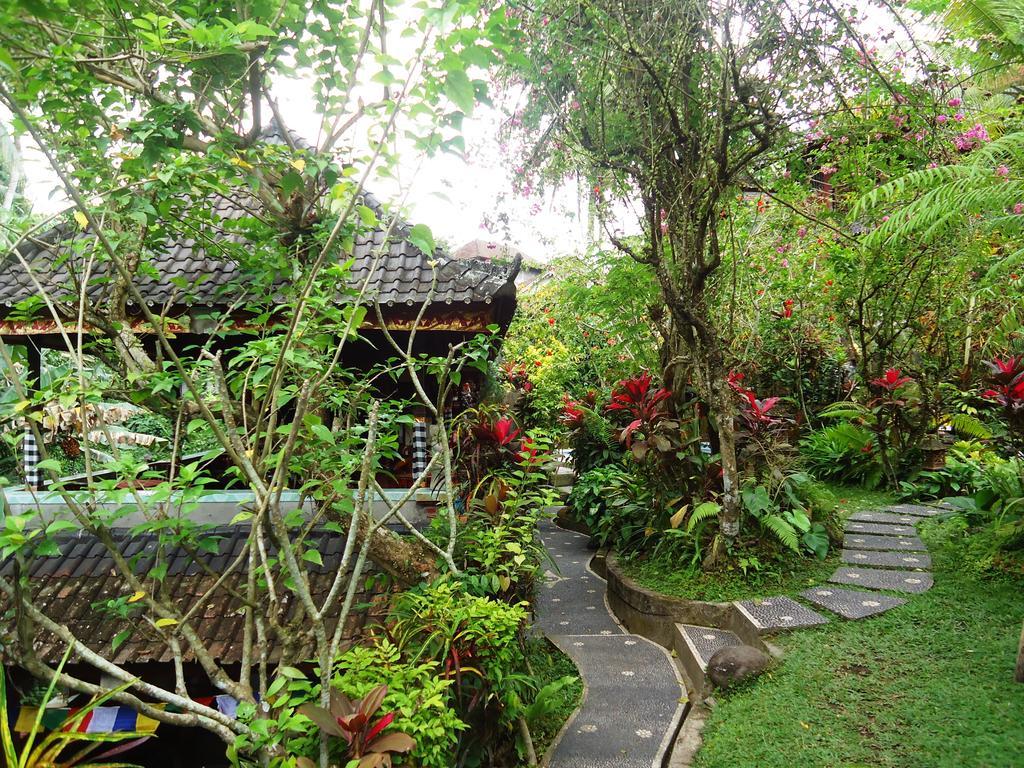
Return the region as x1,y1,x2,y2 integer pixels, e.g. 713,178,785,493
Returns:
844,521,916,536
676,624,742,670
848,510,918,525
841,549,931,569
829,566,933,593
546,634,685,768
734,595,828,632
801,586,906,619
843,534,926,551
887,503,942,517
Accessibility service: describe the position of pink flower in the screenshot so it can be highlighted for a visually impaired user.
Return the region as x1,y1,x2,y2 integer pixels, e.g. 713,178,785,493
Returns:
954,111,965,121
996,164,1010,178
948,97,962,107
797,226,808,238
781,259,789,268
936,114,948,124
1014,202,1024,215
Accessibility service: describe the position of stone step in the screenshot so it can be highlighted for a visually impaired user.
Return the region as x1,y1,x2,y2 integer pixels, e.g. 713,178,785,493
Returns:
733,596,829,634
801,586,906,619
556,484,573,500
841,549,931,569
847,510,918,525
674,624,742,693
828,565,933,593
844,521,917,537
550,468,575,488
886,503,943,517
843,534,927,551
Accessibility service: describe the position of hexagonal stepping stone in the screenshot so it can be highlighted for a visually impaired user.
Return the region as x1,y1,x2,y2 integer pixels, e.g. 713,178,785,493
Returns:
847,510,917,525
676,624,742,670
843,534,926,551
887,503,942,517
801,586,906,619
841,549,931,569
829,566,933,593
844,521,917,536
734,596,828,633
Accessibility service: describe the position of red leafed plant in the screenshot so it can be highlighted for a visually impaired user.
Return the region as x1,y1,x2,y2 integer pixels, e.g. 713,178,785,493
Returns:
740,390,782,432
606,372,671,448
560,395,586,428
870,368,912,391
982,355,1024,412
298,685,414,768
472,416,520,447
728,370,783,434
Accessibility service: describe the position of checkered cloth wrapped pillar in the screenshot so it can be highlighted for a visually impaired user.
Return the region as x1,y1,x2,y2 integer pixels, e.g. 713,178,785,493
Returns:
412,416,431,486
23,426,42,490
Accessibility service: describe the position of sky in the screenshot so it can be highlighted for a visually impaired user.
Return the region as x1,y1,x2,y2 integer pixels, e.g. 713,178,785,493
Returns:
8,84,595,265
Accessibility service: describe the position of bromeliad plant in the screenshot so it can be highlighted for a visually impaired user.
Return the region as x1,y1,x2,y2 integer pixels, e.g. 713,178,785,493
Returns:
298,686,415,768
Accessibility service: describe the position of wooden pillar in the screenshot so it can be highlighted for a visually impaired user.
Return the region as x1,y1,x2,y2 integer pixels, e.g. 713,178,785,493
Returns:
411,413,431,488
23,340,42,490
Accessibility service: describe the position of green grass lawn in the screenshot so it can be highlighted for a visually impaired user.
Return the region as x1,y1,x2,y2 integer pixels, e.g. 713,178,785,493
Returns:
693,519,1024,768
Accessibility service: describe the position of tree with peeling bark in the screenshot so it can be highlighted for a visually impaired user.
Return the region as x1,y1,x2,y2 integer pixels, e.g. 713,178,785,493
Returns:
0,0,519,764
501,0,880,559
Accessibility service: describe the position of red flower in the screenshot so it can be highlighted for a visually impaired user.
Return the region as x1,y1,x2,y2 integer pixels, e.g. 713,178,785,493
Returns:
548,317,555,325
870,368,912,391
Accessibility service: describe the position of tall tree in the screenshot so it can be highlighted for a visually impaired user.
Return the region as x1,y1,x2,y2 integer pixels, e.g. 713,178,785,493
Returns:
504,0,859,551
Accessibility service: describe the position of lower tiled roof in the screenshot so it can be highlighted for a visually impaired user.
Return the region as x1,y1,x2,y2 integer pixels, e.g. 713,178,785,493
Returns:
0,526,389,665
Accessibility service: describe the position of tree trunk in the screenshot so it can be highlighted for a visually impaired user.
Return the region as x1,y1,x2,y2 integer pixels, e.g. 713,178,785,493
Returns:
367,524,441,585
710,373,741,541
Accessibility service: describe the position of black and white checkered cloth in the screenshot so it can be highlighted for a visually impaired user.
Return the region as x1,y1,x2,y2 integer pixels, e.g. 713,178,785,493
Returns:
412,418,431,486
23,427,42,490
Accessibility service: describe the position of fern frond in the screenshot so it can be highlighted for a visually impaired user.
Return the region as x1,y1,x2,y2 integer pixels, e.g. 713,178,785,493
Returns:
945,412,994,439
759,514,800,552
686,500,721,533
818,401,870,420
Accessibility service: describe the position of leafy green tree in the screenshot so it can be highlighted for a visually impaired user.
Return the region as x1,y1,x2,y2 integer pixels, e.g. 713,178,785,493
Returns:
0,1,520,763
502,0,875,552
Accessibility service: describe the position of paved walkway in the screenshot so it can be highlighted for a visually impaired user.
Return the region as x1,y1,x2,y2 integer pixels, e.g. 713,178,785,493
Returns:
536,517,686,768
535,502,946,765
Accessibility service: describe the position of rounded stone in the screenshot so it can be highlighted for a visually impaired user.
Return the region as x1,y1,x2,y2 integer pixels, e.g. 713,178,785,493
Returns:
707,645,771,689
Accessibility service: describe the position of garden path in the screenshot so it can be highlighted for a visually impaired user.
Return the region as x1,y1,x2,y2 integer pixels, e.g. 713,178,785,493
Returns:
723,503,945,641
535,516,686,768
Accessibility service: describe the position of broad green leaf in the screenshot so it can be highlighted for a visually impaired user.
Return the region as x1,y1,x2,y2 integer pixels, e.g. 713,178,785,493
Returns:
444,69,475,114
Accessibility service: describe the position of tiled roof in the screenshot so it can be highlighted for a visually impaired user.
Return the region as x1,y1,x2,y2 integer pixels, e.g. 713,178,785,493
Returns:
0,128,519,311
0,526,389,665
